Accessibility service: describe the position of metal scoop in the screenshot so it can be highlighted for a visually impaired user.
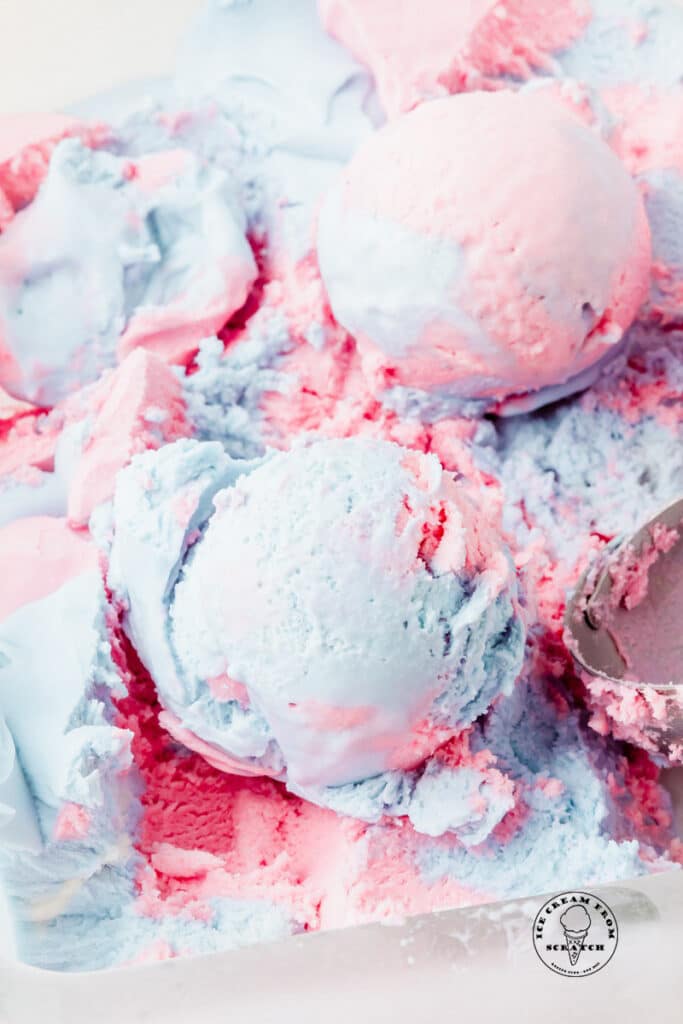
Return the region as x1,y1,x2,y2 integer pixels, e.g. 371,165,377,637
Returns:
565,497,683,763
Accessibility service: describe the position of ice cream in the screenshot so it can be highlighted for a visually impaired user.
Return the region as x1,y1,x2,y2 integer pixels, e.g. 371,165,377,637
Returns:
0,716,42,853
560,903,592,966
175,0,378,270
0,139,256,404
0,113,107,231
318,89,651,415
0,508,666,971
0,516,141,966
109,436,524,834
318,0,592,118
319,0,683,118
0,0,681,977
563,499,683,764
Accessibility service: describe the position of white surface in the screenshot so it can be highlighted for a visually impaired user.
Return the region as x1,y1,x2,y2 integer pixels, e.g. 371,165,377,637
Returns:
0,0,200,115
1,871,682,1024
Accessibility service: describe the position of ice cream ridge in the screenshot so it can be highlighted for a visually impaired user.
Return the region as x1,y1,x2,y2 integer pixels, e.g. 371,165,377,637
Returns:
0,0,682,972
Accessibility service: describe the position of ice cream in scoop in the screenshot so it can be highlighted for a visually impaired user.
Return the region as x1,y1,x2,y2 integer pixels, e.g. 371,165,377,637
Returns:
317,90,652,414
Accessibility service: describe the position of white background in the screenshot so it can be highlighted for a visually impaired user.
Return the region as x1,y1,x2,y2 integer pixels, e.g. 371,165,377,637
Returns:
0,0,201,114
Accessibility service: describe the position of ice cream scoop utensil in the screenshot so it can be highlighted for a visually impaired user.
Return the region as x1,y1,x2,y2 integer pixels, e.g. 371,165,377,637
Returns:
565,497,683,759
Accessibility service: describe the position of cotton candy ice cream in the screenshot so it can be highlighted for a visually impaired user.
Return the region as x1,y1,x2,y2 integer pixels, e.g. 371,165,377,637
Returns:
0,114,105,230
318,1,683,118
109,436,524,824
0,516,137,949
175,437,521,782
0,139,256,404
175,0,377,270
0,716,42,853
318,0,592,118
318,90,652,413
1,0,683,978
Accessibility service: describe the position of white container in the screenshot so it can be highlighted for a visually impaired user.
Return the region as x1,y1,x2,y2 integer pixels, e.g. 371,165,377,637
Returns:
1,871,682,1024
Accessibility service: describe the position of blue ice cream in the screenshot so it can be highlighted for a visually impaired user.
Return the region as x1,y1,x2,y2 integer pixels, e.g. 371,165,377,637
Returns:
0,140,256,404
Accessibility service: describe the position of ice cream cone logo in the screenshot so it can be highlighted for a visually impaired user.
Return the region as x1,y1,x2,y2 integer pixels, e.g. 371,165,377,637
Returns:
560,905,592,967
532,891,619,977
562,928,589,966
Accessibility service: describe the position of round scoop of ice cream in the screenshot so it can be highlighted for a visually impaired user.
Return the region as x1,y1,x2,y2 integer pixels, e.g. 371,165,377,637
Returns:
317,90,652,413
110,436,524,814
169,438,521,789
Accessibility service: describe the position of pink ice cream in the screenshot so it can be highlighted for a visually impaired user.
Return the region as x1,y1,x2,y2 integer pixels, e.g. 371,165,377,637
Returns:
0,114,106,231
317,90,652,410
67,349,191,527
318,0,591,118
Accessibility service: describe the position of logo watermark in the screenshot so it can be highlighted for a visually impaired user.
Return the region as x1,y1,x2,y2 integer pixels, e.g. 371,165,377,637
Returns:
532,891,618,977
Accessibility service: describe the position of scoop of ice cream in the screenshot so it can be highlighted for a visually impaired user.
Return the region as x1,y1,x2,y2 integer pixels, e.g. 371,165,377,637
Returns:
109,437,524,834
601,85,683,331
319,0,591,118
0,139,256,404
560,903,591,934
317,90,652,413
170,437,520,788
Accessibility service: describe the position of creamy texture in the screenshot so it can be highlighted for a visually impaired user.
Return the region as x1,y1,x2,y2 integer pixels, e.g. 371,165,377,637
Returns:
0,140,256,404
67,348,191,527
110,437,524,836
318,90,652,410
178,0,374,146
558,0,683,92
0,520,124,806
175,0,378,269
0,717,42,853
319,0,591,117
0,0,681,975
0,518,137,934
319,0,683,116
0,113,106,232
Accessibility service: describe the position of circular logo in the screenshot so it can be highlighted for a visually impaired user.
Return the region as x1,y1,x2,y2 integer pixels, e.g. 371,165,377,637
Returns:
532,891,619,977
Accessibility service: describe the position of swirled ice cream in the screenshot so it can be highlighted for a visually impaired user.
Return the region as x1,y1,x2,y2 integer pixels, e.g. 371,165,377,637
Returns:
318,90,651,414
0,139,256,404
109,436,523,837
0,0,681,975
